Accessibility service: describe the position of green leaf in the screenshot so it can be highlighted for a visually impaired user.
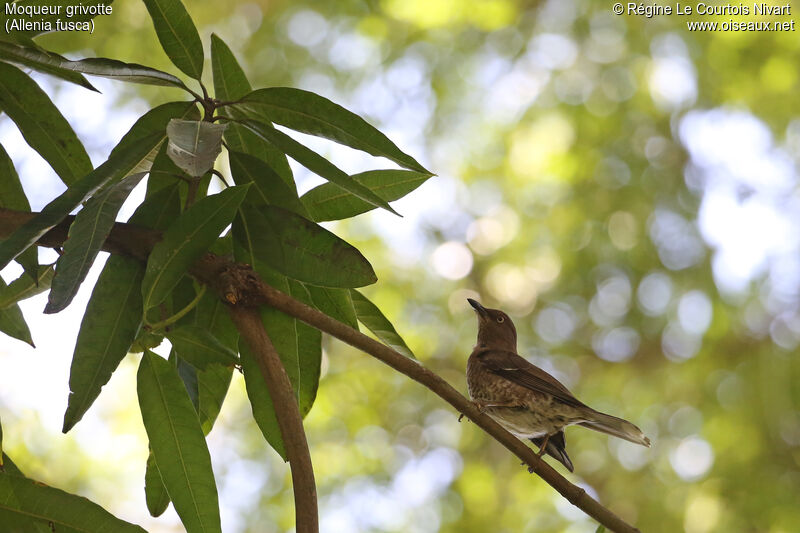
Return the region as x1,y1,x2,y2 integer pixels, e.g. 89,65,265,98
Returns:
228,151,307,214
166,119,227,177
196,364,233,434
210,34,293,186
137,351,221,533
62,57,188,89
167,325,239,370
210,34,250,100
110,101,199,158
144,448,170,517
596,527,606,533
0,135,156,272
233,205,376,288
237,118,398,216
305,284,359,330
239,339,287,461
0,277,33,346
0,264,54,308
0,41,98,91
1,454,23,478
0,101,196,272
45,174,145,314
237,87,430,173
141,185,249,311
351,290,415,359
0,62,92,186
302,169,433,222
62,256,144,432
142,0,204,80
288,280,322,417
0,143,39,281
192,291,237,434
61,184,180,433
176,354,200,409
0,468,146,532
0,142,30,212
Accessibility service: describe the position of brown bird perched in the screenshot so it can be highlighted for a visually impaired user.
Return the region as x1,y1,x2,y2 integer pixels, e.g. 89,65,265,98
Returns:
466,298,650,472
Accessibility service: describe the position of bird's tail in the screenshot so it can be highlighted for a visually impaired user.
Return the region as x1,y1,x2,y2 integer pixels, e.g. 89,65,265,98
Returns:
579,410,651,447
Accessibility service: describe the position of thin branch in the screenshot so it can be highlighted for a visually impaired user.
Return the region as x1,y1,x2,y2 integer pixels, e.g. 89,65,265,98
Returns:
228,306,318,533
240,278,641,533
0,208,641,533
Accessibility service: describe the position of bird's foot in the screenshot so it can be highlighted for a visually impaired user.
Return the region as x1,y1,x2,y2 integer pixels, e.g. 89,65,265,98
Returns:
519,461,535,474
471,400,488,413
457,413,465,422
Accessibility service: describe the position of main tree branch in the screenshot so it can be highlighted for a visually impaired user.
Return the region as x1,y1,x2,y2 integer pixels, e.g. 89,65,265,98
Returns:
228,306,318,533
0,208,640,533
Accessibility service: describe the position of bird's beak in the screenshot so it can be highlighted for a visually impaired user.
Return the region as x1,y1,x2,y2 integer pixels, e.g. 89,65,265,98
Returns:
467,298,488,319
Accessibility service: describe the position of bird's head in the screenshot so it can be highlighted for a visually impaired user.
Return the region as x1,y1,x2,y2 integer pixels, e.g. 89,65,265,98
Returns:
468,298,517,351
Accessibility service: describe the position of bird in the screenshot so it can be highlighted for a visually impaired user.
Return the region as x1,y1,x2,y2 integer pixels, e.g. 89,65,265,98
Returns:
465,298,650,472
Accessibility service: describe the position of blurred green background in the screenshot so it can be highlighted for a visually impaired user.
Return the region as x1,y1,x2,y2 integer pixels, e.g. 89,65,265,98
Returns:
1,0,799,532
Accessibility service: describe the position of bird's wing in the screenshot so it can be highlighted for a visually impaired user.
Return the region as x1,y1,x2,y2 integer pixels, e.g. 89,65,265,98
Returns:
476,349,586,408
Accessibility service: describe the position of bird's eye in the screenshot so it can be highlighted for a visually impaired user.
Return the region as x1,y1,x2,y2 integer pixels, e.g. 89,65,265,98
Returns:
497,316,504,323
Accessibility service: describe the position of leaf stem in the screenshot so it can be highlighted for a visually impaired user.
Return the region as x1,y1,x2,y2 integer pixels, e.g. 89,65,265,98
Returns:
145,284,206,332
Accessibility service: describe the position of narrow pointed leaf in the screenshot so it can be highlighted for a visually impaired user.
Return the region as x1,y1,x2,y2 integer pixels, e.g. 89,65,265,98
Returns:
141,185,249,311
229,150,306,214
62,186,180,432
1,455,23,478
288,280,322,417
0,469,146,532
144,448,170,517
233,204,376,288
0,138,154,272
302,169,433,222
239,340,287,461
351,290,415,359
0,62,92,186
0,264,54,308
209,34,250,100
166,119,227,177
176,354,200,409
237,118,398,215
142,0,204,80
0,143,31,211
64,57,188,88
137,351,221,533
62,256,144,432
0,101,196,271
46,173,145,314
167,325,238,370
237,87,430,173
304,285,359,330
0,143,38,280
192,290,237,435
196,364,232,435
0,41,98,91
0,306,33,346
210,34,293,185
0,277,33,346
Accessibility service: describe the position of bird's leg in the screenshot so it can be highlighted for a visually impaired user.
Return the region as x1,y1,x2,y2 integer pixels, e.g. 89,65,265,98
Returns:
460,399,519,422
536,433,551,457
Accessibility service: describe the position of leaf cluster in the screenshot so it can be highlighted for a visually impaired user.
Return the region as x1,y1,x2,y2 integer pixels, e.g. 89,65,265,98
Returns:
0,0,433,530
